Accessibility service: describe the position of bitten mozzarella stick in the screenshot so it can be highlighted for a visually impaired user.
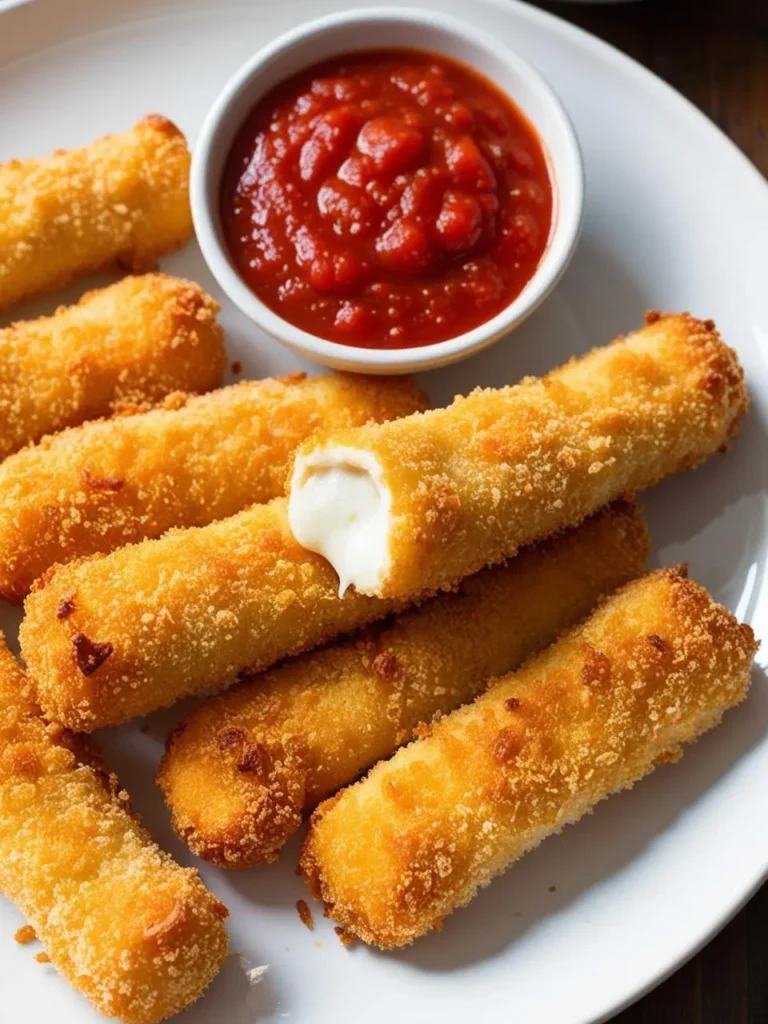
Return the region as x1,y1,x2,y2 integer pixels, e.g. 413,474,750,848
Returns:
0,373,427,601
20,498,398,732
0,273,225,460
289,313,747,598
300,568,757,949
159,503,649,867
0,639,228,1023
0,115,192,311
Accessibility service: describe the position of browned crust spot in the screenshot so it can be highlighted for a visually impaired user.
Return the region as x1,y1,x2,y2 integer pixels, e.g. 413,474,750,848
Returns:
218,728,246,751
83,468,125,492
581,645,612,688
372,651,399,680
72,633,114,676
237,743,270,776
490,726,523,764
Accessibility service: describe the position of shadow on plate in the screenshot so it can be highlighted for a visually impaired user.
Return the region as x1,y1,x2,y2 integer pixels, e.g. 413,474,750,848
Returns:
102,699,311,909
391,665,768,972
643,404,768,609
0,268,121,329
177,952,282,1024
224,829,311,909
163,244,304,381
0,603,25,658
0,241,296,385
99,708,201,866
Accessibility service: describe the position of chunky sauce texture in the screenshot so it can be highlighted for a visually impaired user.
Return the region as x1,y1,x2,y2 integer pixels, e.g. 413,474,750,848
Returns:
221,49,553,348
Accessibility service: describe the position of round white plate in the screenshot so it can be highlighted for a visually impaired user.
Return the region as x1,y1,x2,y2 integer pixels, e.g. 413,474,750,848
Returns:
1,2,766,1022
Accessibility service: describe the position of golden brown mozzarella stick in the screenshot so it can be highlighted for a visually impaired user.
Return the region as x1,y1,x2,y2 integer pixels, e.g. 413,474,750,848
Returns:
300,568,757,949
0,639,228,1023
159,502,649,867
20,315,745,732
289,313,747,598
0,373,427,601
20,497,399,732
0,273,225,460
0,115,192,311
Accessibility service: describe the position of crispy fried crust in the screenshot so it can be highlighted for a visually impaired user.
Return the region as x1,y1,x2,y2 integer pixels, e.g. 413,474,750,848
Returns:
159,503,649,867
292,313,748,598
300,569,758,948
20,497,401,731
0,115,192,311
0,638,228,1023
0,273,225,460
0,372,427,601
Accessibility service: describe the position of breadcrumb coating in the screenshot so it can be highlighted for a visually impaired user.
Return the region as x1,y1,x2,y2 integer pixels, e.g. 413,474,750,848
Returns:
20,497,401,731
0,115,192,311
159,503,649,867
0,638,228,1022
0,273,225,461
292,313,748,598
300,569,758,948
0,372,427,601
14,924,36,944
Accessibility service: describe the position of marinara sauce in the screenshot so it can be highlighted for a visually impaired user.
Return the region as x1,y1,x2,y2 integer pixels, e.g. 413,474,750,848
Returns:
221,50,553,349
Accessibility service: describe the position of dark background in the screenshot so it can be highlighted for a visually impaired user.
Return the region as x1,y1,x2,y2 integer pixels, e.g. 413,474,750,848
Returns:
530,1,768,1020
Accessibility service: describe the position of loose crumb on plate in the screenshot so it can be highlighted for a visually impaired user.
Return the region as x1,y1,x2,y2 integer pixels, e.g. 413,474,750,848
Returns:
35,952,50,963
296,899,314,931
14,925,36,944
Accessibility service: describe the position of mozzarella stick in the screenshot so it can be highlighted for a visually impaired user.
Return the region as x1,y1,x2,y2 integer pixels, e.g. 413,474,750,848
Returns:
0,116,192,311
300,568,757,949
0,273,225,460
0,640,228,1022
20,498,399,732
0,373,427,601
160,502,649,868
289,313,747,598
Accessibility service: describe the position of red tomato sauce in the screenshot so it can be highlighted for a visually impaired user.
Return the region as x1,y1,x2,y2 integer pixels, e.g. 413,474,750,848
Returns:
220,49,553,349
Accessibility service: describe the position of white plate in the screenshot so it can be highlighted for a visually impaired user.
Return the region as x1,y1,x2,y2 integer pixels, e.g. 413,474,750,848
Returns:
1,2,766,1023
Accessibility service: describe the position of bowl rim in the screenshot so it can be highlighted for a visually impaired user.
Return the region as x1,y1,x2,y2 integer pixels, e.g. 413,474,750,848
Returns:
191,5,585,373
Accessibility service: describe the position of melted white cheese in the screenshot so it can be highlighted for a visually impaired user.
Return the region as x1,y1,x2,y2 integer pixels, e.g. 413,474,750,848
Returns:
288,447,391,596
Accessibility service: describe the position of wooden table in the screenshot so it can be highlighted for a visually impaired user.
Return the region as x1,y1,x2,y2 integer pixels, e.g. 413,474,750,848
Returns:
531,1,768,1019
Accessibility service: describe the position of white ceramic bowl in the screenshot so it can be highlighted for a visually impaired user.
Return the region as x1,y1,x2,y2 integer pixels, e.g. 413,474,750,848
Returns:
191,6,584,373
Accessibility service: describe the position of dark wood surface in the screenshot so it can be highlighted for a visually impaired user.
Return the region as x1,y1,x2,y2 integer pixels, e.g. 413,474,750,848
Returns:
530,1,768,1020
538,0,768,177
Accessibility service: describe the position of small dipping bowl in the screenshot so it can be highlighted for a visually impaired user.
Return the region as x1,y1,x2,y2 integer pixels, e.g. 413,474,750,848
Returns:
192,6,584,373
